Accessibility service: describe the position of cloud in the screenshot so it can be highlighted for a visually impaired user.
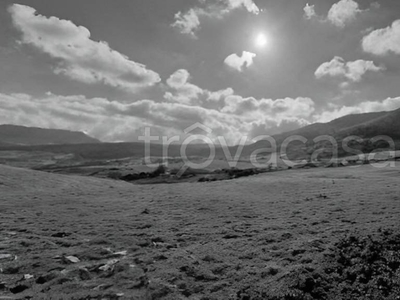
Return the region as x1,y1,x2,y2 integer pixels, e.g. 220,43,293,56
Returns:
0,85,315,144
345,60,385,81
166,69,193,89
315,56,384,82
8,4,161,93
0,65,317,142
315,97,400,123
164,69,204,104
2,86,399,144
172,9,203,37
222,96,314,116
172,0,260,37
304,0,368,28
226,0,260,14
224,51,256,72
327,0,361,27
164,69,235,109
362,20,400,55
303,3,316,20
207,88,235,102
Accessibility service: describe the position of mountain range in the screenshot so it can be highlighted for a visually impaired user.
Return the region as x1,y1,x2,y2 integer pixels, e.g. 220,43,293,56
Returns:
0,124,101,146
0,108,399,160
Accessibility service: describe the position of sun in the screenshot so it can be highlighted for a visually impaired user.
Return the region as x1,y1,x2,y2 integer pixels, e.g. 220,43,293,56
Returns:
255,33,268,48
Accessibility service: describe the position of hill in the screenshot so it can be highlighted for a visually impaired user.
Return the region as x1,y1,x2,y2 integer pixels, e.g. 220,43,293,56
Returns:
0,108,399,161
279,110,389,141
337,108,400,139
0,124,101,145
243,108,400,158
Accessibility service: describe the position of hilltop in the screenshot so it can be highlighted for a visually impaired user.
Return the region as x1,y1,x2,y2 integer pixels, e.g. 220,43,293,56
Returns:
0,124,101,146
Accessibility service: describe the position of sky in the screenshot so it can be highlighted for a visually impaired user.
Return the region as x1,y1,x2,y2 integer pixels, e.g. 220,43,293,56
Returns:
0,0,400,143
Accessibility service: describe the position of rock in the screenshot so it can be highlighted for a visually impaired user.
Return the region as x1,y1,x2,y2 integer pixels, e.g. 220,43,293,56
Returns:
0,254,13,260
98,259,119,272
5,232,17,236
113,250,127,256
63,255,80,263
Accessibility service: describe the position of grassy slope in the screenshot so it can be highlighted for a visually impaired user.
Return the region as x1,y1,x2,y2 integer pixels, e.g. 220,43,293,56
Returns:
1,163,400,299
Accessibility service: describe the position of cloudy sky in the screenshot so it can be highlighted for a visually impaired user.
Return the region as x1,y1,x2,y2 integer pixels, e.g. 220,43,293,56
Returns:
0,0,400,143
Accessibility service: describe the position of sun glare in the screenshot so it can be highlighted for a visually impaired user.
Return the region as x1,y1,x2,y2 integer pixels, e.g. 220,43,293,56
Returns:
255,33,268,48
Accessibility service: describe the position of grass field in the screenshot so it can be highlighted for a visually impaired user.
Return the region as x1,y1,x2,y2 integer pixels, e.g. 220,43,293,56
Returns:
1,162,400,299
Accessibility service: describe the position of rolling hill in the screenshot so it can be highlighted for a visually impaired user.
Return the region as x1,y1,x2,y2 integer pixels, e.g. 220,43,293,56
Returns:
242,108,400,158
0,124,101,146
252,110,395,147
0,108,398,161
337,108,400,139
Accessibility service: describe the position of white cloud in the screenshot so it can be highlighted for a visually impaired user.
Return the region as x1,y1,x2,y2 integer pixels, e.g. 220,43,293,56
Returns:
327,0,361,27
315,97,400,123
315,56,384,82
166,69,192,89
371,2,380,9
172,9,203,37
0,65,315,142
222,96,315,120
172,0,259,37
224,51,256,72
0,87,315,144
8,4,161,93
164,70,235,109
164,69,204,104
345,60,385,81
303,3,316,20
207,88,234,102
362,20,400,55
304,0,368,28
226,0,260,14
2,87,399,144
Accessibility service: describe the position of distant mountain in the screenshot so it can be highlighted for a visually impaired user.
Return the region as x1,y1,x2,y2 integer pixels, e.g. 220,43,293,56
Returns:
336,108,400,139
0,108,399,160
274,110,392,142
244,108,400,158
0,125,101,145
